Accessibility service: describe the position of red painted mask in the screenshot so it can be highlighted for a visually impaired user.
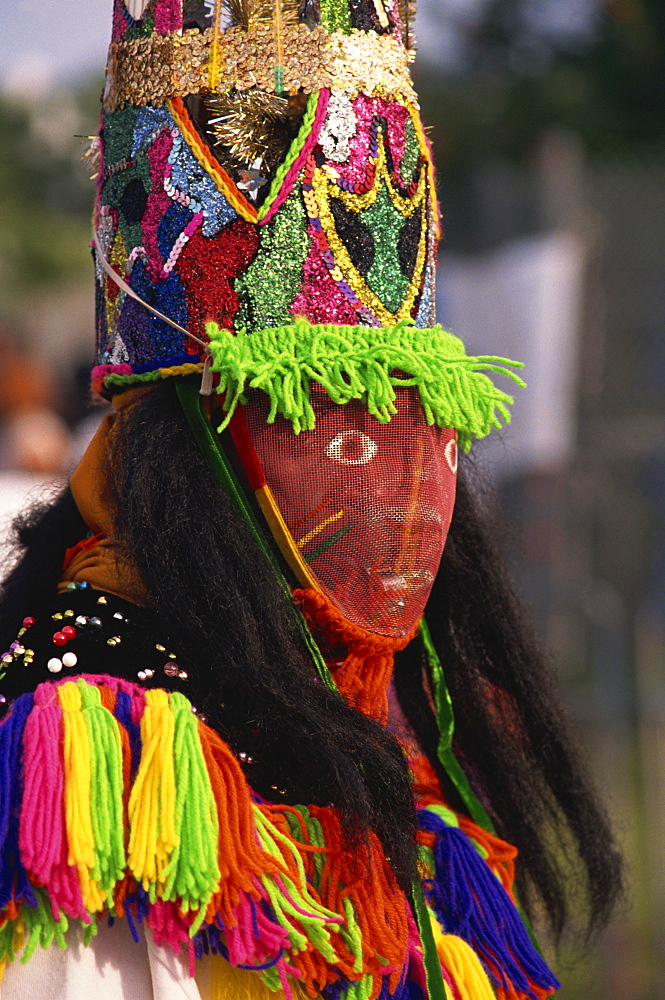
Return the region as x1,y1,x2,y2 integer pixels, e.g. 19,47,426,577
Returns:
243,387,458,637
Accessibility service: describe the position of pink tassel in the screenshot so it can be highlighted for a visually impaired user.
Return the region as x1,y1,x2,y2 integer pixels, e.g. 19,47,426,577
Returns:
146,898,191,952
66,673,146,699
17,680,89,921
19,683,64,882
405,905,429,995
48,859,90,922
225,891,290,967
130,688,146,727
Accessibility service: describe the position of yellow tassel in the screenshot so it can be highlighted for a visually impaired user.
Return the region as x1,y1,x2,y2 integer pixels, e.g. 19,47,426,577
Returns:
430,913,496,1000
58,681,104,911
128,688,178,892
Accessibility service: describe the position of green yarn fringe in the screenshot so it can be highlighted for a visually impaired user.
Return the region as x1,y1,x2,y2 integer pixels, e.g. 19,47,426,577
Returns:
206,318,525,449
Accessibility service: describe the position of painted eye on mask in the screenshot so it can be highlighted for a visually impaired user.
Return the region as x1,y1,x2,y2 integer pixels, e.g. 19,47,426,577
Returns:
325,430,378,466
444,437,458,474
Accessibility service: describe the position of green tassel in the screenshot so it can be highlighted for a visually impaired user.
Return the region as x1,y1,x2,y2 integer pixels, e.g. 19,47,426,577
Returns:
0,889,69,965
252,807,340,959
20,889,70,964
282,807,364,974
206,318,524,449
161,691,220,927
292,805,326,884
341,896,364,975
78,679,126,895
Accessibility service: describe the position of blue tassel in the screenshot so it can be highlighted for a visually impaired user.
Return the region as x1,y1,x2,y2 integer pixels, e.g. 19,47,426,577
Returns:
115,690,141,778
417,808,560,998
0,693,37,909
124,899,141,943
207,922,226,955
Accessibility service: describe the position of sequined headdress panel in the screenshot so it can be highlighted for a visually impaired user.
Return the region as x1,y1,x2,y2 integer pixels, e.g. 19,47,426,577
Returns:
93,0,522,452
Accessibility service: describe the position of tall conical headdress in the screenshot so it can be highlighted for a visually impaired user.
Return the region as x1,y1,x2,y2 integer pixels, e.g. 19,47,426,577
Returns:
92,0,523,448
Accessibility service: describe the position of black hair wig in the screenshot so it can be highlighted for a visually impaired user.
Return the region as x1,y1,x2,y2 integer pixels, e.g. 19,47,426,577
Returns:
105,382,420,889
0,380,623,935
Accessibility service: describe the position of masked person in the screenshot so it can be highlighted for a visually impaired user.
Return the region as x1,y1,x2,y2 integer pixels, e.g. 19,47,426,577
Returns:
0,1,622,997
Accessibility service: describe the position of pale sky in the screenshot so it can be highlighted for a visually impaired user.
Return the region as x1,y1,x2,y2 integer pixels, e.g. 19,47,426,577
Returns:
2,0,111,95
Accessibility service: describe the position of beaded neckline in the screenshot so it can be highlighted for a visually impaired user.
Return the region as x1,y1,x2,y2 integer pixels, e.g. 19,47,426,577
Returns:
0,585,203,720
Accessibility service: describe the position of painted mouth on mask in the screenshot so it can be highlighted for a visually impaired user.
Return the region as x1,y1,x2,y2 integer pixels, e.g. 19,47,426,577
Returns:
374,569,435,592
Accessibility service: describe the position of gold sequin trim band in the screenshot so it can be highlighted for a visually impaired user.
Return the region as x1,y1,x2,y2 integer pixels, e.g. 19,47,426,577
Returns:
103,26,416,111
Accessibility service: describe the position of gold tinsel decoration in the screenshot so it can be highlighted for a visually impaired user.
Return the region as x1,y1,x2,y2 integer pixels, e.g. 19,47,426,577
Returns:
221,0,300,31
205,90,306,171
80,135,102,180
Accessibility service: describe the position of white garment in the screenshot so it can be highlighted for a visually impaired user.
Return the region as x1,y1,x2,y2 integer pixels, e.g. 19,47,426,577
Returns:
0,919,211,1000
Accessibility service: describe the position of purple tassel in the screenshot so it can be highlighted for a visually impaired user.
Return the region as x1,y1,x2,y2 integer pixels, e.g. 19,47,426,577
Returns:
124,900,142,943
115,690,141,778
207,923,226,955
417,808,560,998
194,930,208,960
0,693,37,909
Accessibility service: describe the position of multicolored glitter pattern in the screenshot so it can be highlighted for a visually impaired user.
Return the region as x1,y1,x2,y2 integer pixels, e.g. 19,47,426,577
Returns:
343,95,408,184
168,130,238,238
309,109,429,324
235,190,310,331
93,0,449,395
95,90,439,384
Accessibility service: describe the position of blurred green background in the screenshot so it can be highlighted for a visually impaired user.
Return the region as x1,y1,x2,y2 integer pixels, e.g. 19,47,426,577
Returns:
1,1,664,996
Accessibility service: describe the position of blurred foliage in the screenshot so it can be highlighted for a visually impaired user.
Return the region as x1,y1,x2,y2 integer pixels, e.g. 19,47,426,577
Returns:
416,0,665,175
0,79,101,313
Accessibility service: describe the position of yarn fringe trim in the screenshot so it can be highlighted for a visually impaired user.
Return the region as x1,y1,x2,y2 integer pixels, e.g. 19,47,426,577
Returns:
0,674,420,1000
206,318,525,449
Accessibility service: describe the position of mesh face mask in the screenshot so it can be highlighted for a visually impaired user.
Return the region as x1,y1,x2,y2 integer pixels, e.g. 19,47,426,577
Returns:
243,386,457,637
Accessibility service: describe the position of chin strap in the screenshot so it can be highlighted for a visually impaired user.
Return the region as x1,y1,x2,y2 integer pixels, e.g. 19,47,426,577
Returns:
419,616,494,832
420,614,549,964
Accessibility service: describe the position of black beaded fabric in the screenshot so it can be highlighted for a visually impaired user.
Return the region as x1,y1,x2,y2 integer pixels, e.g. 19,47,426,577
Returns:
0,583,199,719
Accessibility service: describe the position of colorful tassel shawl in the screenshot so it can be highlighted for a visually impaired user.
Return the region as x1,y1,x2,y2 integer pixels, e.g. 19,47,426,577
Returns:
0,670,561,1000
0,674,423,1000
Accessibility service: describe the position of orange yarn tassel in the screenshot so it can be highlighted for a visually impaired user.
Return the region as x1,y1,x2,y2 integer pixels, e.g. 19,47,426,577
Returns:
198,724,281,925
293,589,416,724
